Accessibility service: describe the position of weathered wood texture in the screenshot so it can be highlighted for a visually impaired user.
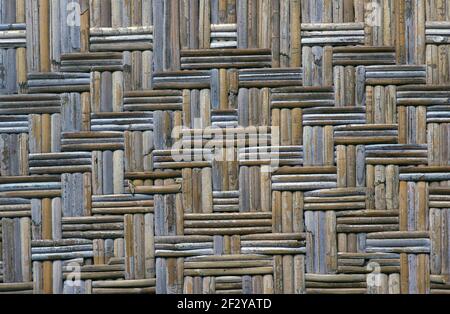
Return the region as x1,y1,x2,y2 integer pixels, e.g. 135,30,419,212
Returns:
0,0,449,294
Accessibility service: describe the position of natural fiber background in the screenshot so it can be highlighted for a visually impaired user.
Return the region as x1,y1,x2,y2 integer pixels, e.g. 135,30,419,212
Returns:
0,0,450,294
